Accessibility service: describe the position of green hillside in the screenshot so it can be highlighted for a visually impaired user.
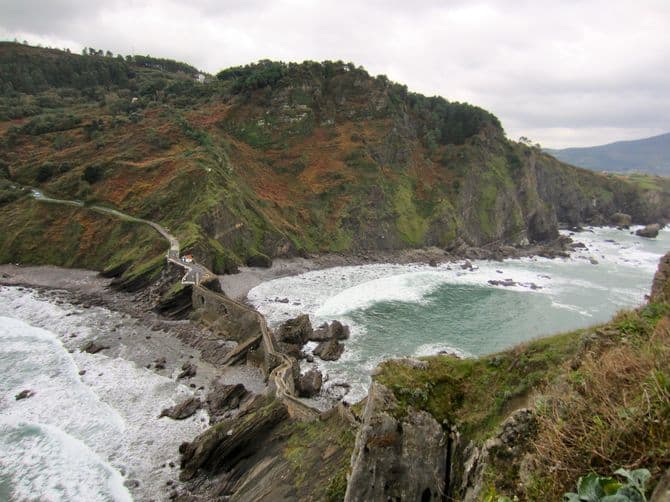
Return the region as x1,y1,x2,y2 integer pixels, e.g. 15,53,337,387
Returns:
1,42,668,286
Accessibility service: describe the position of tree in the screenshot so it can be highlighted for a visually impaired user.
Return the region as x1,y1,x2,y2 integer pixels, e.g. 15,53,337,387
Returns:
82,164,103,184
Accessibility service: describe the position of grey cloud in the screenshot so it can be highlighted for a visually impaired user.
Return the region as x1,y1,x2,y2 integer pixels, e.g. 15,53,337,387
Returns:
0,0,668,147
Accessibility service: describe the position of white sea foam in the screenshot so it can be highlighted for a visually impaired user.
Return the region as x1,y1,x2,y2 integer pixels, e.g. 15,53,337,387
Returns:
248,226,670,401
315,271,447,317
413,343,473,358
0,420,132,502
0,291,211,501
550,301,593,317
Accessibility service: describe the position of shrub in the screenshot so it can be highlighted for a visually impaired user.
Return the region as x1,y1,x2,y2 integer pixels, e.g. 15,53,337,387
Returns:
53,134,72,150
18,113,82,135
564,468,650,501
82,164,104,184
36,163,55,182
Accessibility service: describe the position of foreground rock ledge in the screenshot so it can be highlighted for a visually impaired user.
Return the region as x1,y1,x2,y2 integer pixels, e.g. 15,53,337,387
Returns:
345,382,447,501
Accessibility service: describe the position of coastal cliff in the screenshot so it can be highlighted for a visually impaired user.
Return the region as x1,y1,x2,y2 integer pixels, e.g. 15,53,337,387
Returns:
1,44,669,283
349,251,670,500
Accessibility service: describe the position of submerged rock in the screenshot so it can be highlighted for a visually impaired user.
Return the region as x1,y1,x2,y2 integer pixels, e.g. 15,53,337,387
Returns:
488,278,516,287
159,397,202,420
461,260,474,270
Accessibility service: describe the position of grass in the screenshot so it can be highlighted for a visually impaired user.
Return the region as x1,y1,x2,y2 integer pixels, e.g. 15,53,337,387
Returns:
281,412,356,501
375,329,584,440
624,173,670,193
393,181,429,245
527,306,670,500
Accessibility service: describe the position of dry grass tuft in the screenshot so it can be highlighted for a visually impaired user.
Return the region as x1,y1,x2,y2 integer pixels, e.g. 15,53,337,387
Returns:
530,315,670,498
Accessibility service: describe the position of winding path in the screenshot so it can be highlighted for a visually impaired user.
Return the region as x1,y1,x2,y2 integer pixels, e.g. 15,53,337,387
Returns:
31,190,319,420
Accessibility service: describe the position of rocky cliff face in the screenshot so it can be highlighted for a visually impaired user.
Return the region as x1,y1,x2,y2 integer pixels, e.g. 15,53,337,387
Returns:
345,382,448,501
364,252,670,500
2,47,667,274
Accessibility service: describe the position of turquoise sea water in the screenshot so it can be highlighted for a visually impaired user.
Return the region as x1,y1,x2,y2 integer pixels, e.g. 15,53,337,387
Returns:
249,227,670,400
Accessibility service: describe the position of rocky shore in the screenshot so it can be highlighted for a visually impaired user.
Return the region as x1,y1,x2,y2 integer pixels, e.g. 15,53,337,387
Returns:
0,264,267,500
221,234,579,300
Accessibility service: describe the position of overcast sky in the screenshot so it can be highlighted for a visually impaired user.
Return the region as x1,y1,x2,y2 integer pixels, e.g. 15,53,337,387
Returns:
1,0,669,148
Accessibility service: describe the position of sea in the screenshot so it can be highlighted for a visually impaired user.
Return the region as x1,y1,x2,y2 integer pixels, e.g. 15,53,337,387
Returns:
0,226,667,501
0,288,209,502
249,226,670,402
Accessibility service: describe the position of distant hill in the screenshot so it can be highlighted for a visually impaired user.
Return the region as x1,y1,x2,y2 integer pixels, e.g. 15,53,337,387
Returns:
546,132,670,175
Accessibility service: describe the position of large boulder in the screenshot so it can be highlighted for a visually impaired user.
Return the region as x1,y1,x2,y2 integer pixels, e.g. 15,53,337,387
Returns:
159,397,202,420
309,320,350,342
313,338,345,361
276,314,313,345
636,223,661,238
298,369,323,397
610,212,632,227
246,253,272,268
178,362,197,379
345,382,448,501
205,382,249,423
329,320,350,340
81,340,109,354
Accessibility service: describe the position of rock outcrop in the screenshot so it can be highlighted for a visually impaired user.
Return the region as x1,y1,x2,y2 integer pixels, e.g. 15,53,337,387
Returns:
205,382,250,423
297,369,323,397
276,314,313,345
313,338,345,361
310,320,350,342
159,397,202,420
345,382,448,501
527,206,559,243
179,396,289,482
650,251,670,304
449,408,537,501
637,223,661,238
